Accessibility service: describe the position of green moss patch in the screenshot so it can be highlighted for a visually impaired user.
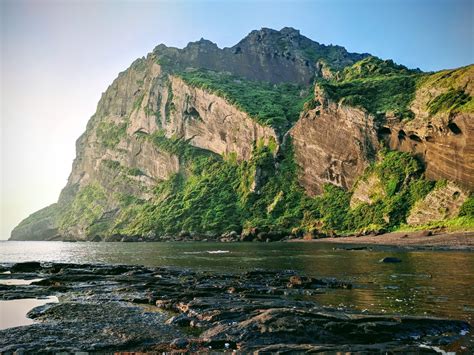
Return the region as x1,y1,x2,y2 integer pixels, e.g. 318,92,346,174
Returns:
427,88,471,115
178,69,311,133
96,121,127,148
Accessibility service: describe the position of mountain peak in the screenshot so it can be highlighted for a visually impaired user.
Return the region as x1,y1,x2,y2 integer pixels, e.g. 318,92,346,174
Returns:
152,27,368,84
186,38,219,48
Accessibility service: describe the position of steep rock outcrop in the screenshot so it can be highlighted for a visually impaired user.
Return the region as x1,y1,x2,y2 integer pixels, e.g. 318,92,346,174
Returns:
290,96,379,196
381,112,473,190
11,45,280,240
154,27,368,85
10,204,60,241
407,182,469,225
162,76,277,160
379,65,474,190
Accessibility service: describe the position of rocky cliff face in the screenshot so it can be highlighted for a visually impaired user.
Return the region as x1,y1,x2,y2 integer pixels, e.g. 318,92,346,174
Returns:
162,76,277,159
153,27,368,85
380,66,474,191
290,64,474,195
11,28,473,241
289,87,379,196
407,181,469,225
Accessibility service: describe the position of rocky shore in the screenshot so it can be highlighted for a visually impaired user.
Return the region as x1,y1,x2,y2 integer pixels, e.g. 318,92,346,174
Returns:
59,229,474,252
63,228,294,243
0,262,471,353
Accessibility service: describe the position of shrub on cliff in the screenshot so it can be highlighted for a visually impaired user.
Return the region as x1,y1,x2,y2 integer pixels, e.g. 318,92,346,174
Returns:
459,197,474,218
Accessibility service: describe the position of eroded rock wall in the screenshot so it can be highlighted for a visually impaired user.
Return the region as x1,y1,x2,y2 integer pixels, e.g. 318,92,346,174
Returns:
407,182,469,225
381,113,474,191
161,76,278,160
290,101,379,196
380,66,474,191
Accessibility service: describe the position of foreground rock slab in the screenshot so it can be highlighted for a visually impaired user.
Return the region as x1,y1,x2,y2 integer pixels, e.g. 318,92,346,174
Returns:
0,262,470,353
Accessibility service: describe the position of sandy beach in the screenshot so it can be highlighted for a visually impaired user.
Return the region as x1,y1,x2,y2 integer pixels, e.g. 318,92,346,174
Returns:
293,231,474,250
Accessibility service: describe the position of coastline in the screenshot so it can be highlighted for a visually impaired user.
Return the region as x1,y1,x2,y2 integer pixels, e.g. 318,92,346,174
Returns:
0,262,471,352
292,230,474,250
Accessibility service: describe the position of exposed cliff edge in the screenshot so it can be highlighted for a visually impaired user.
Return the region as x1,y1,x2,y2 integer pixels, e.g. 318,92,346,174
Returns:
11,28,473,241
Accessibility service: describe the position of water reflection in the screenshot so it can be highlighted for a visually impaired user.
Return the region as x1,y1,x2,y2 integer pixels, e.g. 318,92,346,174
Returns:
1,241,473,326
0,279,43,285
0,297,58,330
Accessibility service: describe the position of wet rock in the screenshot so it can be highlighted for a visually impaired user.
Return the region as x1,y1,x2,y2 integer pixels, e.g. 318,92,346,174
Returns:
240,233,255,242
220,231,240,242
11,262,42,273
104,234,123,242
241,227,259,241
379,257,402,263
179,231,190,239
202,307,468,351
170,338,189,349
89,235,102,242
333,246,372,251
166,314,193,326
0,262,469,353
288,275,308,287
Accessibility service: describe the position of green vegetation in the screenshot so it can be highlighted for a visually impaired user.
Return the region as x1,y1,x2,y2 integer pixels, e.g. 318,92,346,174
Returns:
112,145,241,236
339,56,414,81
102,159,121,170
132,93,145,112
427,88,472,115
58,184,109,235
102,159,144,177
397,192,474,232
105,138,444,237
238,138,310,233
96,121,127,148
315,59,473,120
298,151,436,235
52,135,471,239
459,196,474,218
312,56,426,120
398,216,474,232
417,65,474,114
105,135,310,236
319,72,420,119
178,69,311,132
13,204,60,230
346,151,434,232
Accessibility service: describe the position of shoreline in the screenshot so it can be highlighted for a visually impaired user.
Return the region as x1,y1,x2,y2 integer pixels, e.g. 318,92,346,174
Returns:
292,230,474,250
5,229,474,251
0,262,471,352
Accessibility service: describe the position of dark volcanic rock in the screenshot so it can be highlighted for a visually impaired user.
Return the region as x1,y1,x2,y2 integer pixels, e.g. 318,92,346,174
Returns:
380,257,403,263
0,263,470,353
10,262,42,273
2,302,180,353
201,308,468,352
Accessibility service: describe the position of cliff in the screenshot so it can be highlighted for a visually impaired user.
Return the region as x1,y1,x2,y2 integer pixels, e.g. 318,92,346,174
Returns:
11,28,473,241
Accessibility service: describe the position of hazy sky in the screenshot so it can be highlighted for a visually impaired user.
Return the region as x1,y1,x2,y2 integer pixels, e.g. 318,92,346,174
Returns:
1,0,473,239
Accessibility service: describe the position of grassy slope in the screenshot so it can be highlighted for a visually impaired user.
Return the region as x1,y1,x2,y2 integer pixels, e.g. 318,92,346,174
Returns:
317,57,473,119
178,69,312,134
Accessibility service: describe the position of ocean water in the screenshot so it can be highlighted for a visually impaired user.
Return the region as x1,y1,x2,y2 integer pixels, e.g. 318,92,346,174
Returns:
1,240,473,327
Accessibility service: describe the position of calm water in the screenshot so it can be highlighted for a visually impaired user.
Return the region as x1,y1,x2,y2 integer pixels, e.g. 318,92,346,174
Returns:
1,241,473,327
0,297,58,330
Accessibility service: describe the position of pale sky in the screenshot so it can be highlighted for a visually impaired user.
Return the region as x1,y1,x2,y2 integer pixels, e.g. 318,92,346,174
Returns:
1,0,473,239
